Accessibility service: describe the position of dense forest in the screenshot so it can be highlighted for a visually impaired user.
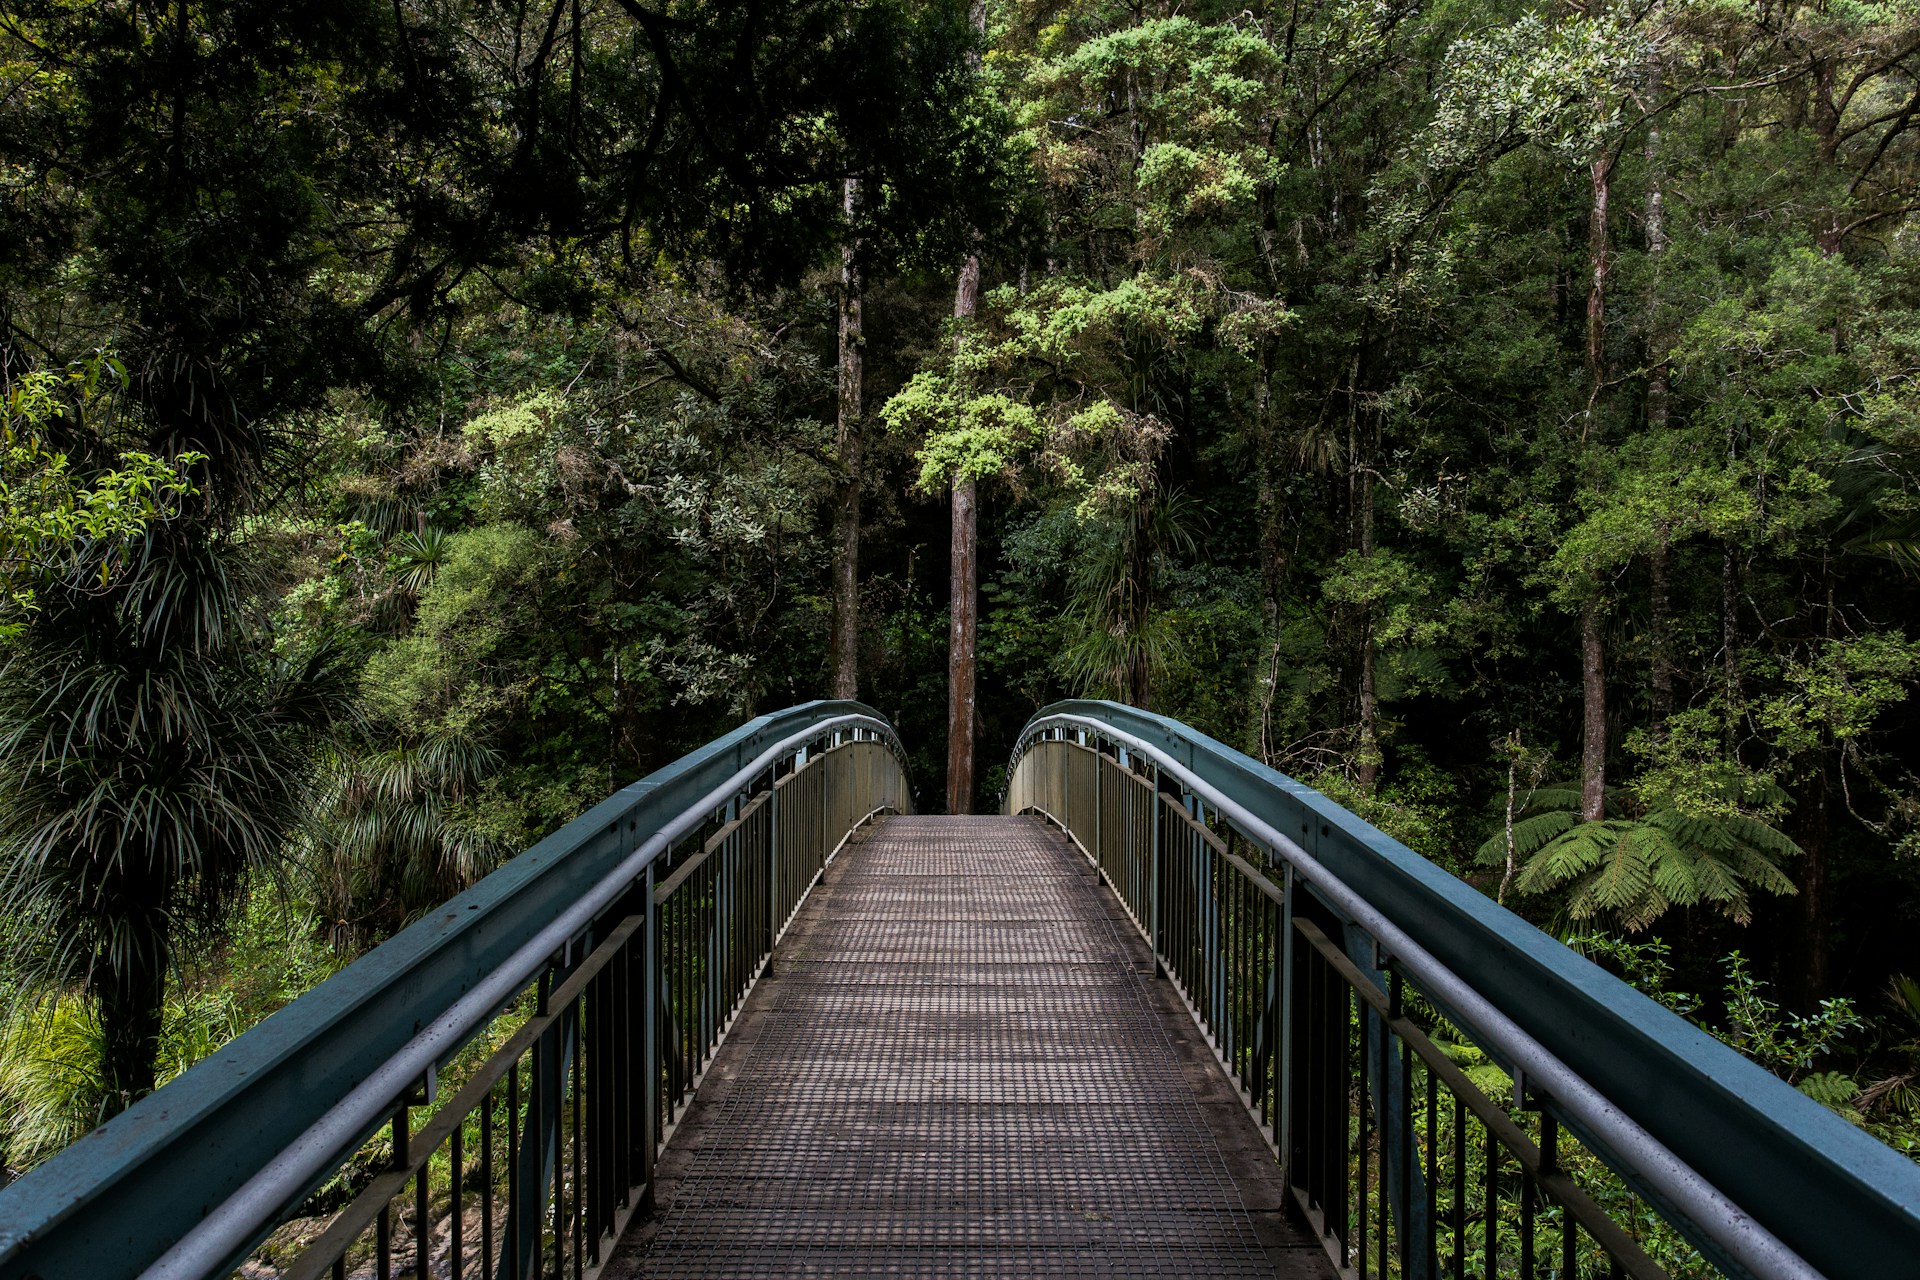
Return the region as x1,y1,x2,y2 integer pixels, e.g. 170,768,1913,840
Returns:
1,0,1918,1177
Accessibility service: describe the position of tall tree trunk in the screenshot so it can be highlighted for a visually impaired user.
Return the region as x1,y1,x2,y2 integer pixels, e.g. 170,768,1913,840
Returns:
1501,730,1522,906
1124,496,1153,709
947,478,978,813
1812,58,1847,255
1357,629,1379,792
1644,59,1670,438
1583,152,1613,437
946,249,981,814
945,0,986,814
1722,542,1742,718
1581,601,1607,822
1255,339,1283,623
829,177,863,700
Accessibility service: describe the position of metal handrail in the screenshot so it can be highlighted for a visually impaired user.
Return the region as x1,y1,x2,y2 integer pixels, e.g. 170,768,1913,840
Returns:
1006,700,1920,1280
0,700,911,1280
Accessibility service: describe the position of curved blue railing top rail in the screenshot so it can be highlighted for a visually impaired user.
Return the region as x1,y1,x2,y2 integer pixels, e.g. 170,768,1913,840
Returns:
1010,700,1920,1280
0,700,903,1280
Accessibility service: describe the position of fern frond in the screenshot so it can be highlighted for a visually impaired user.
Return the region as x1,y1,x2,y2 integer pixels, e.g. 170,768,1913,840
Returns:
1474,810,1576,865
1512,821,1611,894
1583,823,1653,912
1654,809,1736,855
1497,799,1800,931
1726,845,1798,897
1684,847,1744,908
1518,785,1587,814
1511,811,1579,858
1720,814,1803,857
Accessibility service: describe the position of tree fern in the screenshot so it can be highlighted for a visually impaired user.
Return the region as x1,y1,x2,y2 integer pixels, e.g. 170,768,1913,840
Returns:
1476,782,1800,931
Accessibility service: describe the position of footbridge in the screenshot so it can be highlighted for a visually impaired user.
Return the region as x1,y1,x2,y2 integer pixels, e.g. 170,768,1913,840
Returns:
1,702,1916,1279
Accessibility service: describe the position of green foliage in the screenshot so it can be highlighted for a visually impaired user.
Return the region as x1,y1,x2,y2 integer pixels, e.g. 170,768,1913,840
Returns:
362,523,547,733
386,528,450,598
1757,633,1920,760
1570,932,1700,1018
0,879,341,1175
1057,490,1202,703
1482,795,1800,931
0,994,107,1172
1857,975,1920,1157
0,357,201,637
1415,12,1646,170
0,989,246,1175
297,731,506,950
1314,756,1474,872
1720,952,1864,1084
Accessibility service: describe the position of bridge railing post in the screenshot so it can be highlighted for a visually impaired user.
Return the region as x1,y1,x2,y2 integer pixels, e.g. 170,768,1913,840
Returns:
1098,740,1113,882
768,759,781,953
641,861,659,1209
1277,862,1294,1174
1148,763,1163,972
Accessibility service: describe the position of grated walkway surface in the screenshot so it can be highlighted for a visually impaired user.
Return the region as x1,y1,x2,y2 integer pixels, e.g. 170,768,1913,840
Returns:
605,815,1332,1278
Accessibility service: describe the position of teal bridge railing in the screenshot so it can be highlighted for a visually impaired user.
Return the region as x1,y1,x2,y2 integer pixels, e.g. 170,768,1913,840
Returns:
0,701,911,1280
1006,700,1920,1280
0,698,1914,1278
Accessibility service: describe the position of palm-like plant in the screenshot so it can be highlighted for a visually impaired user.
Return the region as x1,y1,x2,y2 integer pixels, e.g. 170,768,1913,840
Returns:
1059,489,1202,706
1475,776,1801,931
388,526,449,597
0,993,108,1173
298,730,503,951
0,540,354,1111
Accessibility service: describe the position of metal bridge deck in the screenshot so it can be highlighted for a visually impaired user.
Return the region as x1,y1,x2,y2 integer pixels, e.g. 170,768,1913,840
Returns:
606,815,1332,1278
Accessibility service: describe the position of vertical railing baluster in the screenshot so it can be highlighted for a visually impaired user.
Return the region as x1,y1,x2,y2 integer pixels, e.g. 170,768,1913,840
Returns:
483,1089,495,1279
1149,766,1162,965
642,861,659,1208
1484,1117,1497,1280
1521,1148,1535,1280
1427,1057,1440,1279
1377,998,1389,1280
1453,1094,1466,1280
573,994,585,1280
415,1140,430,1280
451,1112,465,1279
1278,865,1295,1167
1358,993,1370,1279
390,1103,408,1280
1400,1029,1413,1274
586,960,602,1257
552,1042,564,1280
506,1059,520,1279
